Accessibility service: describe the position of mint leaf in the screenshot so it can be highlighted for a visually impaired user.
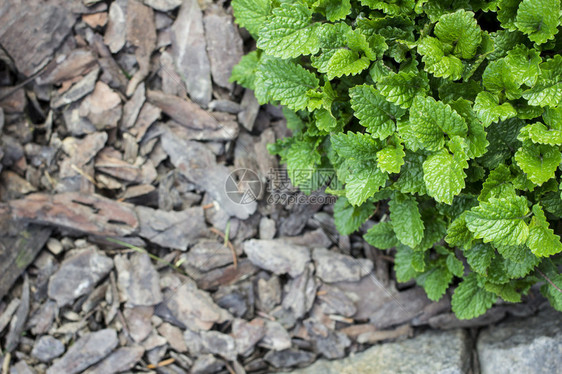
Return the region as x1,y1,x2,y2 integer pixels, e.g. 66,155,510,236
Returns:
394,151,427,195
418,266,453,301
417,37,463,80
285,139,322,187
365,221,400,249
331,132,379,159
345,160,389,206
497,0,521,30
349,84,406,139
464,242,495,275
434,9,482,59
377,71,430,109
409,96,467,151
232,0,271,37
313,0,351,21
515,0,560,44
447,254,465,277
473,91,517,127
452,273,496,319
423,150,467,204
523,123,562,145
359,0,415,15
230,51,260,90
479,164,515,202
255,57,319,111
394,245,421,282
377,143,405,174
527,204,562,257
389,192,425,247
523,55,562,107
333,197,374,235
465,195,530,246
514,143,561,185
257,2,320,58
449,99,489,159
482,59,522,100
504,44,541,86
446,212,474,249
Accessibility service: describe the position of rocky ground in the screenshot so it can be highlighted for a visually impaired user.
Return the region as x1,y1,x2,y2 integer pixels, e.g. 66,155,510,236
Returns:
0,0,560,373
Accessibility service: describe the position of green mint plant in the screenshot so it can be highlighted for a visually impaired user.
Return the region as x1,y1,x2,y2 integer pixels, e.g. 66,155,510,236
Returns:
230,0,562,319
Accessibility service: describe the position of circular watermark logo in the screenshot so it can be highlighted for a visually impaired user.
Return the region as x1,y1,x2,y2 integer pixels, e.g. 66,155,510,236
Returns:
225,168,262,204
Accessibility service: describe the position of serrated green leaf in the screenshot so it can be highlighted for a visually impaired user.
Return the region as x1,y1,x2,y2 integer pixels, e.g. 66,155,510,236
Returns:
313,0,351,21
524,122,562,145
495,243,532,263
464,242,495,275
484,281,523,302
514,143,561,185
449,99,489,159
414,211,448,251
503,250,540,277
359,0,415,15
349,84,406,139
377,71,430,109
527,204,562,257
394,151,427,195
478,118,524,169
326,49,371,79
230,51,260,89
365,221,400,249
539,261,562,310
465,195,530,246
515,0,560,44
497,0,521,30
482,59,522,100
286,139,322,187
333,197,374,235
473,91,517,127
389,192,425,247
394,245,421,282
232,0,271,37
331,132,379,159
543,107,562,130
423,150,467,204
255,57,319,111
412,250,427,272
257,2,320,58
409,96,467,151
345,161,389,206
479,164,515,202
446,212,475,249
523,55,562,107
504,44,541,86
452,273,496,319
377,143,405,174
447,254,465,277
417,37,463,80
418,266,453,301
489,29,528,60
434,9,482,59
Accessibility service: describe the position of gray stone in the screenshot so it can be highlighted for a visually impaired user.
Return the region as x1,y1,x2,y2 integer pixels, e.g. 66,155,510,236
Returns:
203,8,243,89
114,252,163,306
369,287,433,329
123,306,153,343
292,329,470,374
31,336,65,362
36,49,97,85
260,320,292,351
244,239,310,277
51,67,99,108
182,239,234,271
158,323,187,353
265,349,316,369
201,330,237,361
121,82,145,130
171,0,212,106
9,361,35,374
136,206,206,250
231,318,266,356
161,129,256,219
238,89,260,131
316,284,357,317
259,217,276,240
191,354,224,374
47,329,118,374
79,81,122,130
282,264,317,319
313,248,373,283
304,320,351,359
84,346,145,374
256,275,282,313
104,0,127,53
478,307,562,374
143,0,182,11
48,249,113,307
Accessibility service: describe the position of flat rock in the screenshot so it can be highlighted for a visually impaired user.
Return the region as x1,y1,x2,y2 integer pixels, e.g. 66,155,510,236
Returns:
369,287,433,329
136,205,206,250
238,90,260,131
48,248,113,307
36,49,97,85
231,318,266,356
313,248,373,283
124,306,153,343
114,252,163,306
291,329,470,374
166,114,239,141
83,346,145,374
429,307,506,330
7,192,139,237
104,0,127,53
196,259,258,290
161,129,256,219
478,307,562,374
31,336,65,362
244,239,310,277
304,320,351,359
47,329,118,374
201,330,237,361
147,90,219,131
182,240,234,272
282,264,317,319
143,0,182,11
265,349,316,369
79,81,122,130
191,354,225,374
158,323,187,353
0,0,76,76
316,284,357,318
121,82,145,130
52,67,99,108
260,320,292,351
256,275,282,313
10,361,35,374
203,8,243,89
162,280,232,331
171,0,212,106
